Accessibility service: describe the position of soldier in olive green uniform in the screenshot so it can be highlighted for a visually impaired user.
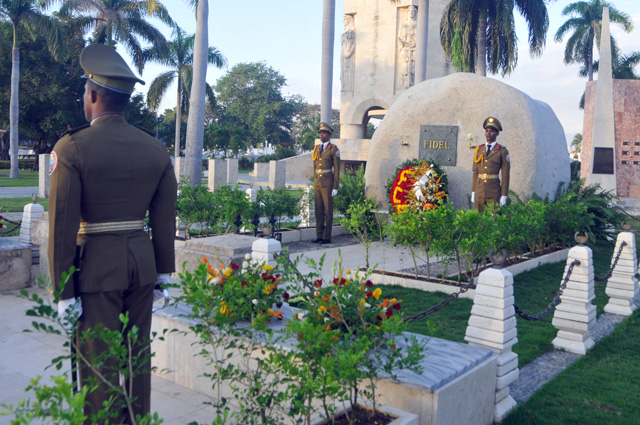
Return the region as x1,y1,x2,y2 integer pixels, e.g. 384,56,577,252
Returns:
471,117,510,213
49,44,177,424
312,122,340,244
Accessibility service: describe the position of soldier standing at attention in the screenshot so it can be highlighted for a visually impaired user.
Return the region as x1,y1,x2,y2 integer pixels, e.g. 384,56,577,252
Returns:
312,122,340,244
49,44,177,423
471,117,510,213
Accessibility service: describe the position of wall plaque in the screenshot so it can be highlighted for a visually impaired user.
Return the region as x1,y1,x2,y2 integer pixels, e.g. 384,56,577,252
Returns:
418,125,458,166
592,147,614,174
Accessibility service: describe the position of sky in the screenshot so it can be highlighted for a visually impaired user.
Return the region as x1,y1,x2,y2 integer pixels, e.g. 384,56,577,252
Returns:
129,0,640,145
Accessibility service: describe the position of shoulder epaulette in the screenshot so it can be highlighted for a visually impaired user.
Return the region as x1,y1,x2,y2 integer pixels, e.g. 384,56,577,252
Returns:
136,126,155,137
61,124,90,137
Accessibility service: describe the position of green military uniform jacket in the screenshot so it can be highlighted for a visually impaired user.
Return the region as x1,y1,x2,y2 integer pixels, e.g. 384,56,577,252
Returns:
48,115,177,299
472,143,510,209
313,142,340,190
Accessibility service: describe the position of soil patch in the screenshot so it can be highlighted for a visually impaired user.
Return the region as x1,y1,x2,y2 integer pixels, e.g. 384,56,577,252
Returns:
328,405,395,425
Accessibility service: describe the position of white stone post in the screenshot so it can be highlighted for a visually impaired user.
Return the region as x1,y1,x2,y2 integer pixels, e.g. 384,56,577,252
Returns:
38,154,51,198
551,245,596,355
19,202,44,245
226,158,239,185
604,232,638,316
251,238,281,268
245,186,257,204
465,267,518,422
208,159,227,192
299,186,314,227
269,160,286,190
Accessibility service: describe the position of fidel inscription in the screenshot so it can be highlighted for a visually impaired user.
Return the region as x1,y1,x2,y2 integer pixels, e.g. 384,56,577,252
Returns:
592,147,614,174
419,125,458,166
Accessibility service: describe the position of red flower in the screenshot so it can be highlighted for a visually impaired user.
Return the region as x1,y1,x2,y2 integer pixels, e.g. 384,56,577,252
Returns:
283,292,290,300
366,291,373,297
376,315,383,322
391,344,396,349
332,277,339,285
314,280,323,288
276,302,283,309
386,308,393,318
241,282,247,288
298,333,303,339
365,280,373,288
231,262,239,270
394,303,401,310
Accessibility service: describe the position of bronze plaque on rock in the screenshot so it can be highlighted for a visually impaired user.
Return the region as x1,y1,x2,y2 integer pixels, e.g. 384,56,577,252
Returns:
592,147,614,174
419,125,458,166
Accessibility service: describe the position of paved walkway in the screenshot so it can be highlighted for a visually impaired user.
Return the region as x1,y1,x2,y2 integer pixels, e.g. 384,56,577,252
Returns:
0,186,38,199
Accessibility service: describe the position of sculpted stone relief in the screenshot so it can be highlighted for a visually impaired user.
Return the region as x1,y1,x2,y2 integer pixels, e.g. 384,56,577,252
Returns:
341,14,356,94
398,5,417,90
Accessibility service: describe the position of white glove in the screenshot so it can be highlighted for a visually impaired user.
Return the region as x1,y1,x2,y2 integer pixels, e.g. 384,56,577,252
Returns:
471,192,475,204
331,189,338,197
153,273,172,312
58,298,82,329
499,196,507,207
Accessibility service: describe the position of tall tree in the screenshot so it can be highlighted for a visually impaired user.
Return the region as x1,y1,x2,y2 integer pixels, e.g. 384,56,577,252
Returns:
0,0,67,178
59,0,173,73
184,0,208,186
554,0,632,82
143,25,226,162
440,0,549,76
215,62,307,149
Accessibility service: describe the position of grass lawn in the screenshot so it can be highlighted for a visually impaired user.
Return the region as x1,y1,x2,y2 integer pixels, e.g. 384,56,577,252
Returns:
0,170,39,187
381,238,634,366
502,311,640,425
0,197,48,213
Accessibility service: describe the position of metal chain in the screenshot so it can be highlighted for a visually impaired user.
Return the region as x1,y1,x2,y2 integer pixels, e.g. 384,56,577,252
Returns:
594,241,627,281
403,280,476,323
0,217,21,235
514,259,581,321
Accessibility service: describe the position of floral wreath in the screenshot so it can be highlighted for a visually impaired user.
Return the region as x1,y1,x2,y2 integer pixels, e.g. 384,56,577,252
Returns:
389,161,448,213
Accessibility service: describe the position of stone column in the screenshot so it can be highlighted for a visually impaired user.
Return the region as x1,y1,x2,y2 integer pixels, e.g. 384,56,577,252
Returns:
19,202,44,245
604,231,638,316
226,158,239,185
38,154,51,198
414,0,429,83
465,267,518,422
208,159,227,192
251,238,281,268
174,157,184,184
299,186,314,227
269,160,286,190
551,245,596,355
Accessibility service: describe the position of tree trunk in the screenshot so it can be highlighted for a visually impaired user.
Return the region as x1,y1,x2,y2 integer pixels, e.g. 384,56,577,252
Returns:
320,0,335,124
10,47,20,178
175,88,182,164
184,0,208,186
476,8,487,76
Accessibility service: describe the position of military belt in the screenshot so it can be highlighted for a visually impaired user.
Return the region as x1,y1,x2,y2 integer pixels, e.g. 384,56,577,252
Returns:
316,168,333,175
78,220,144,234
478,174,499,180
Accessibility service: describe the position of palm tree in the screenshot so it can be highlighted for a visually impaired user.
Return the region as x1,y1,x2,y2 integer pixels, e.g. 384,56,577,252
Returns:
184,0,208,186
554,0,632,82
59,0,173,73
571,133,582,153
440,0,549,76
143,25,225,162
0,0,67,178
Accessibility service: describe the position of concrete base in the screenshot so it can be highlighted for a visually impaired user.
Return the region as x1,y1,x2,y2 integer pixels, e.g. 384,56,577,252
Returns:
493,395,517,422
603,302,637,316
0,238,31,291
151,304,496,425
311,401,418,425
552,330,595,355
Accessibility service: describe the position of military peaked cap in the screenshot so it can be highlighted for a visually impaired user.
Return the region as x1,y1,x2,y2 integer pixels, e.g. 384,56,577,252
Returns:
80,44,145,94
318,122,334,134
483,117,502,132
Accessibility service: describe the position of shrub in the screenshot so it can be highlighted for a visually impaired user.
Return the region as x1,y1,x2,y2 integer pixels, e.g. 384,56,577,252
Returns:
334,165,366,217
255,187,302,226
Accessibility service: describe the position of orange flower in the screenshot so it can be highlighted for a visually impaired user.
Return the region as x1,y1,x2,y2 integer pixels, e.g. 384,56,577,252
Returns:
202,256,209,264
322,296,330,302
